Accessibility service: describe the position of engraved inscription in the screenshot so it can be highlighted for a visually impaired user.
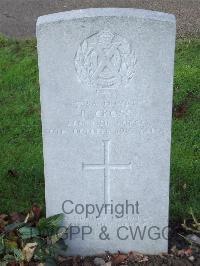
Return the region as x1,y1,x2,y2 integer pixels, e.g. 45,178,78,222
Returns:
75,29,136,92
82,140,132,203
45,97,166,138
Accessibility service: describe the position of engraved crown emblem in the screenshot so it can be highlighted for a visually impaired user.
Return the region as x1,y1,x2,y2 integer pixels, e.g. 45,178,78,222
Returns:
75,29,137,92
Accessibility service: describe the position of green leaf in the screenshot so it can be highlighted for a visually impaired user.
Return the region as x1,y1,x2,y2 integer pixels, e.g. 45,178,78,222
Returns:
47,240,67,259
39,226,57,238
2,254,15,262
31,237,45,247
33,245,47,262
18,226,39,239
51,227,67,244
38,214,64,228
13,248,24,262
5,222,25,232
37,214,64,234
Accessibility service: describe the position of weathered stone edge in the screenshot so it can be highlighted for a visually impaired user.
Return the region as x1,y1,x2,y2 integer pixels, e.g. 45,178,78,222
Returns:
36,8,176,28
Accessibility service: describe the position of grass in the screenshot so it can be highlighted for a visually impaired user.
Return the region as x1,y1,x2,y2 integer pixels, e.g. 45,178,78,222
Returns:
0,36,44,213
0,36,199,220
170,39,200,219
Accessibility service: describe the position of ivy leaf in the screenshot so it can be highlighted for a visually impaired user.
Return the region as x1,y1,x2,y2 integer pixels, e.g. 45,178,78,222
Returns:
51,227,67,244
13,248,24,262
5,222,25,232
37,214,64,233
47,214,64,227
47,239,68,259
2,254,15,262
33,244,47,262
18,226,39,240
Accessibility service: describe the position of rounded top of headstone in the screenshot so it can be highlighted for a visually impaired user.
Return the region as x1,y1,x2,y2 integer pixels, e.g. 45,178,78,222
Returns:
36,8,176,28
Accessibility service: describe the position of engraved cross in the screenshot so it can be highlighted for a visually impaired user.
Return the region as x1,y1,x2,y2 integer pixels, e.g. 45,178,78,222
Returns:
82,140,132,203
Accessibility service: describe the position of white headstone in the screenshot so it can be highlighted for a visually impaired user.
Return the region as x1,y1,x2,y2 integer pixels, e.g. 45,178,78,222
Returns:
37,8,176,255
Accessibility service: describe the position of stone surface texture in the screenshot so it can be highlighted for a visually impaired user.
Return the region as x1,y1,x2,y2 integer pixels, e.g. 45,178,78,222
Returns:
37,8,176,255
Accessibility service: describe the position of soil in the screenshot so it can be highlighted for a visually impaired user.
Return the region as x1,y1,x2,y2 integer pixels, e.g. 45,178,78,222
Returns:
57,253,200,266
0,0,200,38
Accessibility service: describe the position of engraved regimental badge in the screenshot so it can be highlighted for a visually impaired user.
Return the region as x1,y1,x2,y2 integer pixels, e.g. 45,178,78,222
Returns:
75,29,136,92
